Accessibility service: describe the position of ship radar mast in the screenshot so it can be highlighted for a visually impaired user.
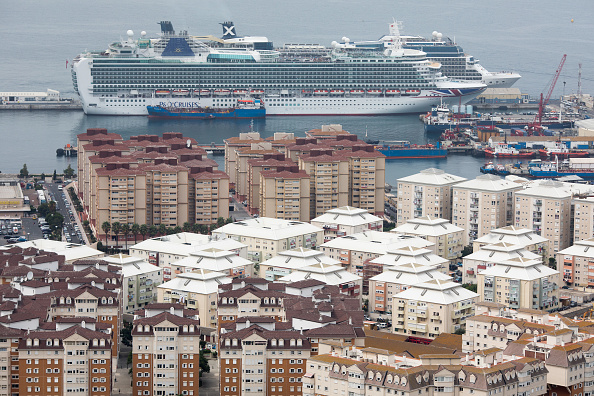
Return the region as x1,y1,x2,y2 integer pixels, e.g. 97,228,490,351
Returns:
384,19,404,57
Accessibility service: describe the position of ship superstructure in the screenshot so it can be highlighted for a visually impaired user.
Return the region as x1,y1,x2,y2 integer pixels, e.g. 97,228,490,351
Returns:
72,21,486,116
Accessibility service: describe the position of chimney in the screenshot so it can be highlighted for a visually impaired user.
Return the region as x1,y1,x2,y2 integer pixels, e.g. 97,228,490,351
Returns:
81,320,86,329
246,319,250,328
170,306,175,315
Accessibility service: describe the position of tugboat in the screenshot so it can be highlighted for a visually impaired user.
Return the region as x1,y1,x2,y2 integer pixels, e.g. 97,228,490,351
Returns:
147,98,265,119
484,143,535,159
538,142,589,159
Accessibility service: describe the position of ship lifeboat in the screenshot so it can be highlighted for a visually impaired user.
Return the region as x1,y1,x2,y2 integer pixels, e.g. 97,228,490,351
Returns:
329,89,345,95
314,90,329,96
404,89,421,96
250,89,265,95
385,89,401,96
198,89,211,96
214,89,231,96
172,89,190,96
233,89,248,95
155,90,170,96
350,89,364,95
367,89,382,95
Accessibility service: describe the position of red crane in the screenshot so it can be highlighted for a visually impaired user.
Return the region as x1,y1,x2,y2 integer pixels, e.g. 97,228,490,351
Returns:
528,54,567,134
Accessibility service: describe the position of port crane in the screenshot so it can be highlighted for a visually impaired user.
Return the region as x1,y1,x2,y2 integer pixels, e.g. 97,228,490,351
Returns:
527,54,567,135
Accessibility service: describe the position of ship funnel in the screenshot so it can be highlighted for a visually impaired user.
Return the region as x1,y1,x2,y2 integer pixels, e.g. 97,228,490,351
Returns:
221,21,237,39
159,21,175,35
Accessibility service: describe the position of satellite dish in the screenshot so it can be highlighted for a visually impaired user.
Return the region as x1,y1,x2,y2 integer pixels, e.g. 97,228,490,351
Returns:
186,139,191,148
91,281,96,287
26,271,33,281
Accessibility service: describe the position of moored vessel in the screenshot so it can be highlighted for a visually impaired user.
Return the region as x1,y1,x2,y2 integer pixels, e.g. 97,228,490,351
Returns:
484,143,535,158
147,98,265,119
376,141,447,159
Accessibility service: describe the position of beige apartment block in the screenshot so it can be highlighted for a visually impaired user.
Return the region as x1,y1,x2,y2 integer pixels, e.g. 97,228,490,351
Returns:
170,248,254,280
190,167,230,224
260,168,311,221
452,174,521,247
345,146,386,216
234,142,280,201
132,313,201,396
217,283,287,329
259,248,341,281
478,256,560,310
472,225,550,258
514,180,573,255
212,217,323,263
311,206,383,243
557,238,594,287
392,216,464,262
397,168,466,225
0,326,22,396
247,154,296,214
573,197,594,243
369,261,450,314
298,149,350,219
224,132,266,187
277,262,363,297
157,270,232,328
462,242,540,284
392,279,478,338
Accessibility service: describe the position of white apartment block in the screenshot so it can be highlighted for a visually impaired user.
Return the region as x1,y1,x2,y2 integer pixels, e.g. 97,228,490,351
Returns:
472,225,550,259
259,247,341,281
391,216,464,262
452,174,521,247
557,238,594,287
311,206,383,243
396,168,466,225
170,248,254,279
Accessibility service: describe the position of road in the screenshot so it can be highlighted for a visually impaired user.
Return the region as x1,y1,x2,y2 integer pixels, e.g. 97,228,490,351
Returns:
113,343,132,396
44,182,87,244
200,356,219,396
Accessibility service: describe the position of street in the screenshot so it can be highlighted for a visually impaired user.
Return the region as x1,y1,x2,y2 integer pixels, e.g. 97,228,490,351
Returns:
200,356,219,396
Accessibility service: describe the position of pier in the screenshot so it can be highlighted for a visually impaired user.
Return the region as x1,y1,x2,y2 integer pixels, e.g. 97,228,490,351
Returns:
0,103,82,110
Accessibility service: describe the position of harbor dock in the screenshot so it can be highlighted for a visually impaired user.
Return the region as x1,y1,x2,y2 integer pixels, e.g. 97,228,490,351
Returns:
0,103,82,110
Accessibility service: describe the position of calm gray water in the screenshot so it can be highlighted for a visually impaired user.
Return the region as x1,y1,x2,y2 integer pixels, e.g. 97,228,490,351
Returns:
1,0,592,183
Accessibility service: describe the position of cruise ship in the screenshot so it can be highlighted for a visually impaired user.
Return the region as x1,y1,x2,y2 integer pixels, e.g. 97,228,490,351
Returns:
72,21,486,116
331,22,521,88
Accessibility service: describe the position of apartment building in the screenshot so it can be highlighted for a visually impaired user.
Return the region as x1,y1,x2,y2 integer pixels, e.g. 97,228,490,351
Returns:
0,325,22,396
462,242,540,284
277,263,362,297
234,143,281,201
452,174,521,247
573,197,594,242
368,261,451,314
259,167,311,222
392,216,464,262
212,218,323,263
190,166,230,224
472,225,550,258
218,325,310,396
311,206,383,243
18,325,112,396
514,180,573,254
132,312,201,396
101,254,163,314
157,270,232,328
129,232,247,275
169,248,254,280
477,257,560,310
320,231,434,277
396,168,466,225
557,238,594,286
247,154,297,215
259,248,341,281
392,279,478,338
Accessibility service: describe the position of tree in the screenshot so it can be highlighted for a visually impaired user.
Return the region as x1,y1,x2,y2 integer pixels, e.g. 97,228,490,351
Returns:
183,222,193,233
111,222,121,249
462,245,473,257
101,221,111,245
199,224,209,235
40,172,46,182
131,223,140,244
63,164,75,178
382,220,395,232
19,164,29,178
199,351,210,373
173,226,182,234
216,217,226,228
121,223,130,251
225,217,234,224
166,227,175,235
120,321,133,347
148,225,158,238
37,203,51,217
52,170,57,181
46,212,64,231
139,224,148,241
191,223,201,234
462,283,478,293
548,257,557,269
158,224,167,236
454,327,466,335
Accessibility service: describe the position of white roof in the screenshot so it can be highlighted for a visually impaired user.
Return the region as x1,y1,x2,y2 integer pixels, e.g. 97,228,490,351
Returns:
515,180,577,199
172,248,252,272
397,168,466,186
370,262,451,284
321,231,433,254
311,206,382,227
370,246,449,268
130,232,246,256
479,257,558,280
157,270,231,295
277,262,361,286
212,217,322,240
473,226,548,248
2,239,103,262
101,254,161,277
260,248,340,270
395,279,478,304
453,174,522,192
392,216,463,237
558,238,594,259
463,242,540,263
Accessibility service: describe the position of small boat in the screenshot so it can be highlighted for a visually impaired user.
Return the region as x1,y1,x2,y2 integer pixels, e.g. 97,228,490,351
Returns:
155,90,170,96
367,89,382,95
329,89,345,95
404,89,421,96
480,162,496,174
538,142,589,159
250,89,265,95
233,89,248,95
484,143,535,159
214,89,231,96
350,89,365,95
385,89,401,95
198,89,211,96
314,89,329,95
172,89,190,96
